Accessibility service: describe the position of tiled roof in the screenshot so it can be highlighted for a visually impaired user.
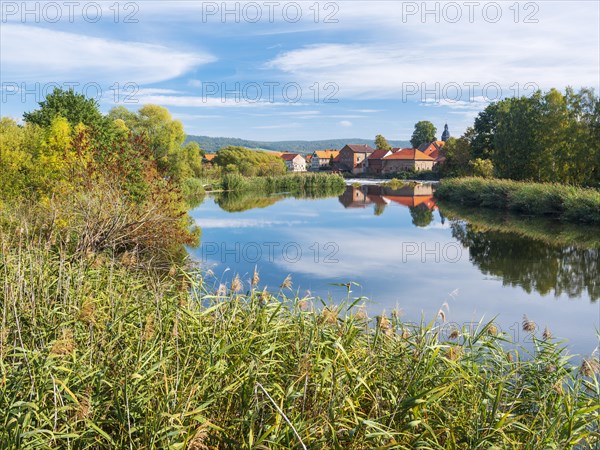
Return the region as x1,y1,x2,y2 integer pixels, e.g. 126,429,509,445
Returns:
421,141,446,156
314,150,340,159
368,149,391,160
383,148,434,161
281,153,301,161
203,154,217,161
344,144,375,153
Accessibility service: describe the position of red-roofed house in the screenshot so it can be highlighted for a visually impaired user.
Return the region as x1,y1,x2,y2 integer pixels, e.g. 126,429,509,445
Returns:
367,148,394,175
280,153,307,172
382,148,434,173
418,141,446,167
339,144,376,174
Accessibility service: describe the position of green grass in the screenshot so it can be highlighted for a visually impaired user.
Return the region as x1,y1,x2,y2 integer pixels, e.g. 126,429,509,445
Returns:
435,177,600,224
1,231,599,449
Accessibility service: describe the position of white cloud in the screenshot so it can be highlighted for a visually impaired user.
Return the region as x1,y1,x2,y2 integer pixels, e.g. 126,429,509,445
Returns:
339,120,352,127
1,24,216,84
266,3,599,99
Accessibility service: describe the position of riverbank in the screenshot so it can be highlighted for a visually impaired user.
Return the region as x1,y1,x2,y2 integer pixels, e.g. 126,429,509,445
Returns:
2,217,599,448
435,177,600,225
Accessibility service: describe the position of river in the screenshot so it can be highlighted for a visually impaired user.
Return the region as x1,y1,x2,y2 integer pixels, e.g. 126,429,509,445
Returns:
189,183,600,356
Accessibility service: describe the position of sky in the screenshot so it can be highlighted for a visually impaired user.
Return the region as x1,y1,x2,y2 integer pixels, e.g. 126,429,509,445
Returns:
1,1,599,141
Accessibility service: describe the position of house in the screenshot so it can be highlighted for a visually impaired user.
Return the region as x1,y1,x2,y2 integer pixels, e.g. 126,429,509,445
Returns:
310,150,340,171
280,153,306,172
339,144,375,174
381,148,434,173
305,154,313,166
418,140,446,167
203,154,217,164
367,148,394,175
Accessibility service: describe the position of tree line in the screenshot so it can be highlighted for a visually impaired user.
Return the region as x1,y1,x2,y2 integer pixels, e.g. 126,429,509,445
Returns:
443,87,600,186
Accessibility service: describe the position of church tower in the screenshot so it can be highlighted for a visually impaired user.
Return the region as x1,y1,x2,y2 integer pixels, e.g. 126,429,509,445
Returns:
441,124,450,142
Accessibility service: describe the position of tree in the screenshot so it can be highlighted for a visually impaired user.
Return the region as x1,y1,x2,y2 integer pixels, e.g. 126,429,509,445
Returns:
469,158,494,178
375,134,392,150
469,88,599,185
470,103,500,160
410,121,437,148
23,88,103,128
0,118,31,199
440,135,473,177
108,105,185,174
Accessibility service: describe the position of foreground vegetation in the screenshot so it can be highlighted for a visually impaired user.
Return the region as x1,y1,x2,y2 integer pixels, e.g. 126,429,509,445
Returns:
2,228,599,449
436,177,600,225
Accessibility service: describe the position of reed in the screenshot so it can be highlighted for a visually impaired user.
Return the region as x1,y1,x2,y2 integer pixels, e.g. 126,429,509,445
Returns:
220,172,346,196
1,226,599,449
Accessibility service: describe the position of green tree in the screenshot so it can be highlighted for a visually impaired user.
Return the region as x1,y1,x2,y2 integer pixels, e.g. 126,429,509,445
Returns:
0,118,32,199
23,88,103,128
469,158,494,178
375,134,392,150
108,105,185,173
470,103,500,160
440,135,473,177
469,87,599,185
410,121,437,148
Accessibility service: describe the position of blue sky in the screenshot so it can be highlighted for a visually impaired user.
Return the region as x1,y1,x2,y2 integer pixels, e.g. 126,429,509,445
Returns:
1,1,599,141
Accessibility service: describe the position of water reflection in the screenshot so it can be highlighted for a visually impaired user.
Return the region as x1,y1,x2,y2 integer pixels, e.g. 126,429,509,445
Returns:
190,183,599,353
339,184,442,227
438,203,600,302
196,184,600,304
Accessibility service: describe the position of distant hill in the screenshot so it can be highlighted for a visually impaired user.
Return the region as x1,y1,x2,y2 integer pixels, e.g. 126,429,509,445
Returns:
185,135,410,154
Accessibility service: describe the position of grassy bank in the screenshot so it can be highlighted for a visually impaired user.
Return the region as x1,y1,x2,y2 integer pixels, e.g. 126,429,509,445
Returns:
435,177,600,224
220,172,346,195
1,228,599,448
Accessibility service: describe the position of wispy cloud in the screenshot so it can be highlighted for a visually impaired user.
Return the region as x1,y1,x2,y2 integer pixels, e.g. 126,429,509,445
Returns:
1,25,215,84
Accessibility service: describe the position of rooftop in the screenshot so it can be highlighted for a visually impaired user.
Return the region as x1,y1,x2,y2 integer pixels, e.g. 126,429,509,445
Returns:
383,148,434,161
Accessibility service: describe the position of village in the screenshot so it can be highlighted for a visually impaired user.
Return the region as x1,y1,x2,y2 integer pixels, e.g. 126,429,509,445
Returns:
201,126,450,176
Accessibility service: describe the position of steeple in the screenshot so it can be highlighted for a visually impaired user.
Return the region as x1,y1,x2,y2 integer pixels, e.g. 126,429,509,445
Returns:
441,124,450,142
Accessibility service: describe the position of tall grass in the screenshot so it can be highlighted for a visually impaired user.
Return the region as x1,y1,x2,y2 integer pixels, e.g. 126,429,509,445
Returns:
436,177,600,224
220,172,346,196
1,230,599,448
